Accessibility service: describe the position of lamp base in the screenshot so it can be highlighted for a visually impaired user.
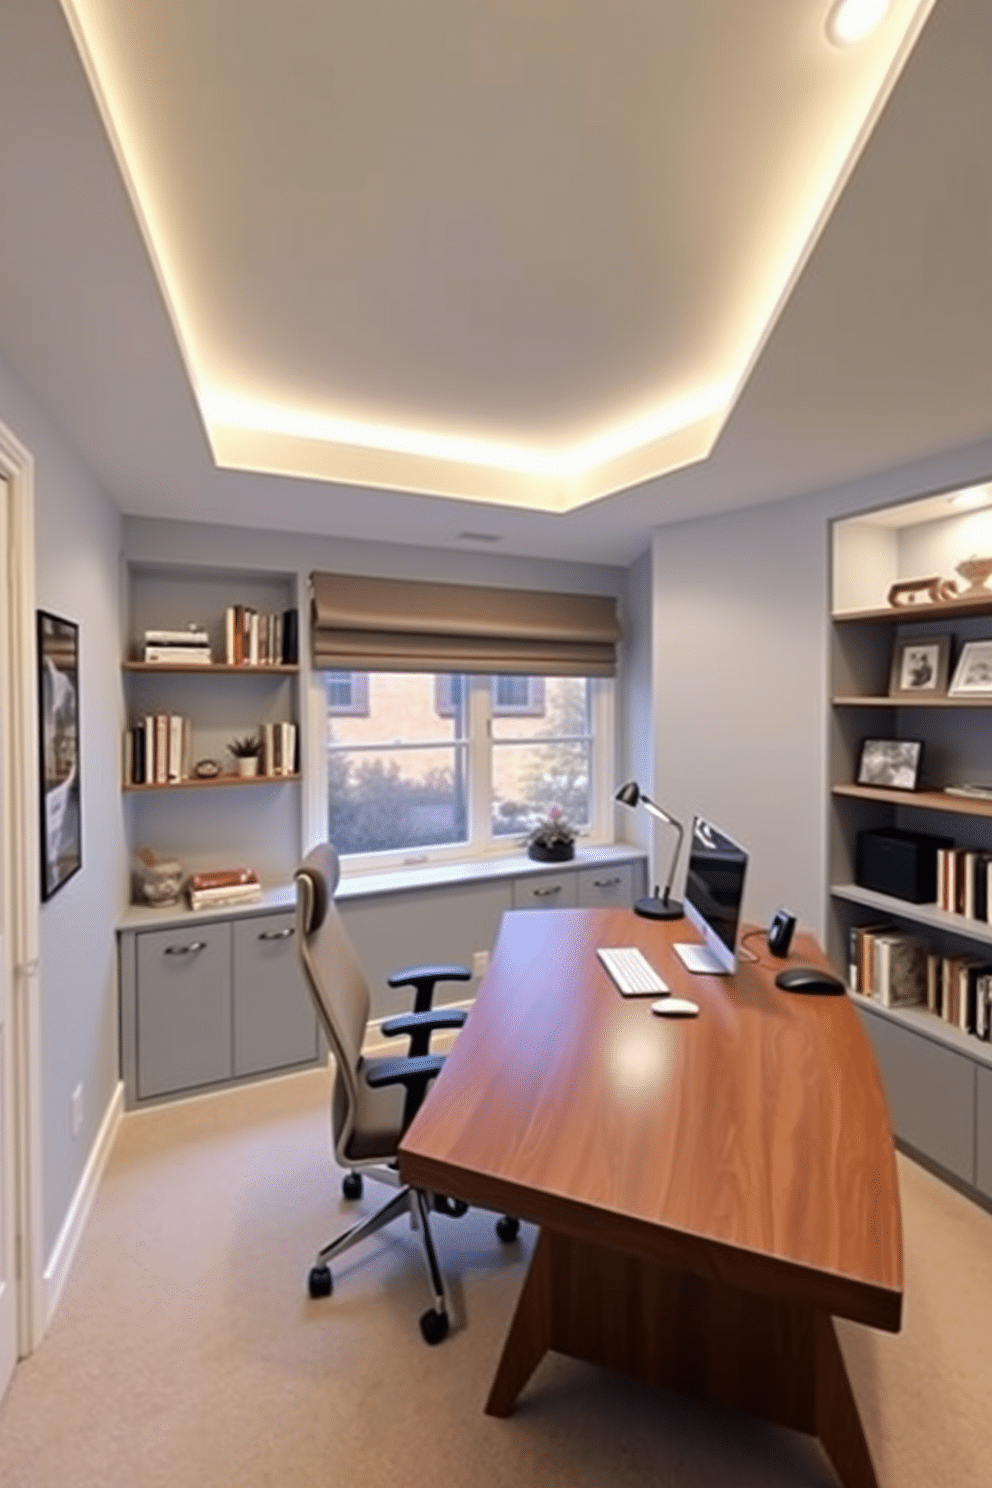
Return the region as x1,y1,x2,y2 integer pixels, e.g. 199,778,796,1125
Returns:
633,894,684,921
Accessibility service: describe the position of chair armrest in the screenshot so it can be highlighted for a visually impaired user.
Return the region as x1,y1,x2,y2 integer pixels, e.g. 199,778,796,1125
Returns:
365,1052,446,1129
387,963,472,1013
382,1006,467,1059
364,1053,445,1089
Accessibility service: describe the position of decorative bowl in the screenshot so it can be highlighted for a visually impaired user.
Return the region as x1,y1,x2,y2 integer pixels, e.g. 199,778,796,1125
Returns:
954,555,992,595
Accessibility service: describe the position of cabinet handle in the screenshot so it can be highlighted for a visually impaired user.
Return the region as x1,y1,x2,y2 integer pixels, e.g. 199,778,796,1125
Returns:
163,941,206,956
592,876,621,888
533,885,562,898
258,926,294,941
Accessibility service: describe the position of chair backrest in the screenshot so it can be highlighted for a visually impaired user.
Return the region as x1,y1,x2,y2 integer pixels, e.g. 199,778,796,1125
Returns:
294,843,371,1158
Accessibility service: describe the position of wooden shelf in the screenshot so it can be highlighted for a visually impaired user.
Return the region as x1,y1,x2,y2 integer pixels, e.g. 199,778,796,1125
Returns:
832,783,992,817
123,772,301,793
833,594,992,624
833,694,992,708
832,882,992,946
123,661,298,674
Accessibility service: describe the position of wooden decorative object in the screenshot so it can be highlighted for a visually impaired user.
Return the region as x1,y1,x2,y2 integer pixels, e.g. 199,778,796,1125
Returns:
954,554,992,596
886,576,941,607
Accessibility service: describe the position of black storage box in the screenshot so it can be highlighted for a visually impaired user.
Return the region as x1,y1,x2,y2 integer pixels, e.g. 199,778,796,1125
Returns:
855,827,954,903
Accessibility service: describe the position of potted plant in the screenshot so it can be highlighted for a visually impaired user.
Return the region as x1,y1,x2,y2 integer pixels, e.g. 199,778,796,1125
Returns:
228,733,263,777
527,806,576,863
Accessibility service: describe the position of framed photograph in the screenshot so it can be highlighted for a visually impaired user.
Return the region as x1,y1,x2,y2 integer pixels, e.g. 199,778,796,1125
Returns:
949,640,992,697
37,610,81,900
888,634,951,697
857,738,922,792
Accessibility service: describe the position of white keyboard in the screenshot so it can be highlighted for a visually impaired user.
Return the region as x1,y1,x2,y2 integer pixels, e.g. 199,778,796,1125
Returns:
597,946,669,997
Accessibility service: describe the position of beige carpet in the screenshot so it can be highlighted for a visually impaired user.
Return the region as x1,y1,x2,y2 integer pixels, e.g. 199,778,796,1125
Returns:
1,1067,990,1487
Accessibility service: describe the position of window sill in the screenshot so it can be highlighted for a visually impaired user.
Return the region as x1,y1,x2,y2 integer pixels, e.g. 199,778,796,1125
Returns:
335,842,645,902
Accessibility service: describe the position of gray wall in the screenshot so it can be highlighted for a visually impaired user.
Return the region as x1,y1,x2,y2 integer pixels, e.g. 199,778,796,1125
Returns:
0,354,126,1259
648,439,992,944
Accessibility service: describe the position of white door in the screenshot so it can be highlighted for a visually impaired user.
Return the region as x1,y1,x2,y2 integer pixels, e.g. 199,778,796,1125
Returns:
0,473,18,1399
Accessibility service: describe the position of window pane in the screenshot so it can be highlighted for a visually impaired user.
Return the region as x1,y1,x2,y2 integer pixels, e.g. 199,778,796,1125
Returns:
491,740,591,837
329,745,468,855
491,676,588,740
326,673,467,855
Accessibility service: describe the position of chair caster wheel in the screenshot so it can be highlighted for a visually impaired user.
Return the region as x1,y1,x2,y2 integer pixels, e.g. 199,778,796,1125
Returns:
432,1194,469,1218
419,1307,449,1345
342,1172,363,1201
308,1265,333,1299
496,1215,520,1244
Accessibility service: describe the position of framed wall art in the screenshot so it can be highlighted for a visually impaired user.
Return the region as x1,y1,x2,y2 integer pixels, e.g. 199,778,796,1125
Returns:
37,609,81,900
949,640,992,697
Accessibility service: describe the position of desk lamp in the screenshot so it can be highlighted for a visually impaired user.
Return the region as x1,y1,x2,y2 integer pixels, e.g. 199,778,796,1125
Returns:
615,781,685,920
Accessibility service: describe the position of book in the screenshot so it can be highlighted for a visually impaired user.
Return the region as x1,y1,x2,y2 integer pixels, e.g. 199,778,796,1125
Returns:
225,606,236,665
873,934,927,1008
188,868,259,892
188,883,262,911
281,607,298,665
944,783,992,800
260,721,275,777
143,645,212,664
144,627,209,646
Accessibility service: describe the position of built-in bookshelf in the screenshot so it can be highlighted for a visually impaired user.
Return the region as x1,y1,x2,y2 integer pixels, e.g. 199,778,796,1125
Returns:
830,484,992,1201
122,563,304,890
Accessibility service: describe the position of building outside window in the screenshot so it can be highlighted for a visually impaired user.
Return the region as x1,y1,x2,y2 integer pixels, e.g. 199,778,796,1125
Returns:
325,672,605,861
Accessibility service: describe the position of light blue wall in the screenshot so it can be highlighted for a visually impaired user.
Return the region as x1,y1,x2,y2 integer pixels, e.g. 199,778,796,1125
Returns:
649,439,992,942
0,354,126,1259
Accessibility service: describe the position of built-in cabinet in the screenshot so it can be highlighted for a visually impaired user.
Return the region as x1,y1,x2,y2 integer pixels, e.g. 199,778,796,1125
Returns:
831,485,992,1202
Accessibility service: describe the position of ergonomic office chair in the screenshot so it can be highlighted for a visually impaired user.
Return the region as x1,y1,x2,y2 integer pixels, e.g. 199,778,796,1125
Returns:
294,843,519,1344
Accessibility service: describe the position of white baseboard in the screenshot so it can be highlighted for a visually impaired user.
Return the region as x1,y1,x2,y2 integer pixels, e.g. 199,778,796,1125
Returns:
43,1081,124,1328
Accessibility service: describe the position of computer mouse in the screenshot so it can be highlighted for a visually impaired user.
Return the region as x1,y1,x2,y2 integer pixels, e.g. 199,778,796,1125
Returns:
774,966,845,995
651,996,699,1017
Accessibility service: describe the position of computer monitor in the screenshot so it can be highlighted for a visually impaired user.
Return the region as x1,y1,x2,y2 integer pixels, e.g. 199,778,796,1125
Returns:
674,816,749,975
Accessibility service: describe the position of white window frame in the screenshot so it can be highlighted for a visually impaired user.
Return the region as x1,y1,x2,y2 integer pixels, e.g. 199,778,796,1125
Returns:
326,674,614,875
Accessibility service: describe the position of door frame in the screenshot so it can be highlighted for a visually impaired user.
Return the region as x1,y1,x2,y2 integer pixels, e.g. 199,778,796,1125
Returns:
0,416,43,1357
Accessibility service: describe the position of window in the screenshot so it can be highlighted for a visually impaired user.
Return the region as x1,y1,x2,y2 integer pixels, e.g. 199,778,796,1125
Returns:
324,671,369,716
434,674,545,718
326,673,610,862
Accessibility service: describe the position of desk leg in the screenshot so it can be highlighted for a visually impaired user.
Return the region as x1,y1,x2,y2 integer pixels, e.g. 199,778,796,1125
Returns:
485,1230,554,1418
485,1230,879,1488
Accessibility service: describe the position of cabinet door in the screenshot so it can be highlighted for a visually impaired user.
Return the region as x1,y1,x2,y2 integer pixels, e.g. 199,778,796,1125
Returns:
975,1064,992,1201
856,1007,976,1183
136,923,232,1099
577,863,634,908
233,912,318,1077
512,873,578,911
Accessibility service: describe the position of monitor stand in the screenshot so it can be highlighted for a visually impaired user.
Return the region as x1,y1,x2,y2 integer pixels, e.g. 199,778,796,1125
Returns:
673,942,731,975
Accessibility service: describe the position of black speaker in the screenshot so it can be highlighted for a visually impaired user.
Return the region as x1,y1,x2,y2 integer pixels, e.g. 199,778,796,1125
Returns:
767,908,796,958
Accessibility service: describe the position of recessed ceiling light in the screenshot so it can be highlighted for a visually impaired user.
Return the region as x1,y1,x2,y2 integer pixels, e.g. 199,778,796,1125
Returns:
826,0,890,46
949,486,991,511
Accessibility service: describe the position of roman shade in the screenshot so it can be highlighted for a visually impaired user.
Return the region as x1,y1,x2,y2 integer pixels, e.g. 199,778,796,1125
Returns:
310,571,620,677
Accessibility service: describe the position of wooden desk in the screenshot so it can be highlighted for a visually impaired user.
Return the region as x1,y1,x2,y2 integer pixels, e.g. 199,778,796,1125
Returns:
399,908,902,1488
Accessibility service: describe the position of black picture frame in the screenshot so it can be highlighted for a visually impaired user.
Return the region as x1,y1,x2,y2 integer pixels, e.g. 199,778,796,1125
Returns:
37,609,81,900
856,737,923,792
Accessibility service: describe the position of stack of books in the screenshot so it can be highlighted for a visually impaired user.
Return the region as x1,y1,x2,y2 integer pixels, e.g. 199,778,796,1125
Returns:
143,627,212,664
124,714,192,784
849,921,992,1039
259,721,298,776
186,868,261,912
936,845,992,921
224,607,298,666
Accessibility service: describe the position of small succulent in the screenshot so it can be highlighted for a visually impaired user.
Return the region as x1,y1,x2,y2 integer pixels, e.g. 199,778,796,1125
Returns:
228,732,263,758
527,806,576,849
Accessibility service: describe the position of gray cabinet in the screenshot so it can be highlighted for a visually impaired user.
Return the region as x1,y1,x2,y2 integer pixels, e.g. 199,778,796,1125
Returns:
976,1065,992,1201
512,872,578,911
856,1005,976,1184
577,861,635,908
135,922,233,1100
121,905,319,1106
233,912,318,1076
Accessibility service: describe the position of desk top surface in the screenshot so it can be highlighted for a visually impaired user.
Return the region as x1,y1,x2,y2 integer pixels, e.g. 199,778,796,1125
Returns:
400,908,903,1331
